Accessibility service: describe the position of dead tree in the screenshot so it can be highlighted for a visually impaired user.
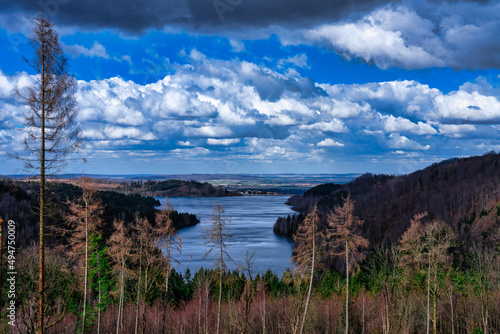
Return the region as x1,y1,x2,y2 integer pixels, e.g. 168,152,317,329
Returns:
65,178,102,333
107,219,133,334
154,200,182,334
327,195,369,334
203,202,233,334
291,205,321,334
399,214,456,334
14,12,79,334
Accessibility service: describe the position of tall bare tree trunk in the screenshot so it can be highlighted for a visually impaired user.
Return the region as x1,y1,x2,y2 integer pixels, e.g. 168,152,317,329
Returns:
450,286,454,334
299,230,315,334
141,269,148,331
0,217,3,329
135,238,143,334
116,256,125,334
433,278,437,334
198,283,202,334
162,239,171,334
426,261,430,334
345,241,349,334
82,200,89,333
97,279,101,334
217,239,223,334
38,41,46,334
262,292,266,334
205,282,209,334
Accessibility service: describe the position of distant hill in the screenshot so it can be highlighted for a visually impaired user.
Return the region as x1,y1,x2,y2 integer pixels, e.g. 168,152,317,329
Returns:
116,179,242,197
3,173,361,195
274,152,500,249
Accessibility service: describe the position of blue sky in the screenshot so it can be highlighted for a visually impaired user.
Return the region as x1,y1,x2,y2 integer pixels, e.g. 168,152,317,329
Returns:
1,0,500,175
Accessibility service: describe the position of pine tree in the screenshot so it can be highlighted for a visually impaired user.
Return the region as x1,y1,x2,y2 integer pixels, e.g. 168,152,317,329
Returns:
15,12,80,333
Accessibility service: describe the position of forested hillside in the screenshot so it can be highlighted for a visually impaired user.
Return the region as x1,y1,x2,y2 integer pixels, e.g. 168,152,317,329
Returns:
275,152,500,248
117,179,241,197
0,179,199,249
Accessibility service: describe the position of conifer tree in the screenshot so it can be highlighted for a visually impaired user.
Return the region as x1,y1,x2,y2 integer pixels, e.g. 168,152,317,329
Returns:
15,12,79,333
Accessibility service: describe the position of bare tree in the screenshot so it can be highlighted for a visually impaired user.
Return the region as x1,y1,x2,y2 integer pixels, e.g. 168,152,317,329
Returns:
154,200,182,334
203,202,233,334
14,12,79,334
107,219,133,334
291,205,321,334
133,215,148,334
399,214,456,334
132,213,171,333
327,195,369,334
65,177,102,333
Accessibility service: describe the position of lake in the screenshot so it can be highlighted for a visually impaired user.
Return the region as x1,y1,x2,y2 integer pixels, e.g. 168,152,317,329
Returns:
157,196,294,277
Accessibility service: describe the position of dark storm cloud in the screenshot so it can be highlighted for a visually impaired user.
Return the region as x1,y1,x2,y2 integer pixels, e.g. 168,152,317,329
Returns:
0,0,391,33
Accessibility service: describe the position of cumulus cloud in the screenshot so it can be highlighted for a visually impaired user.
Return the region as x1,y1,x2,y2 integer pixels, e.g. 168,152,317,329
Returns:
317,138,344,147
207,138,240,146
301,7,444,69
388,133,430,151
381,115,437,135
434,90,500,123
437,124,477,138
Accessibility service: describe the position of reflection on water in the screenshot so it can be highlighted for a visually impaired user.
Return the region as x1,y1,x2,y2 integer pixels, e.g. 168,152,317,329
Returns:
157,196,294,277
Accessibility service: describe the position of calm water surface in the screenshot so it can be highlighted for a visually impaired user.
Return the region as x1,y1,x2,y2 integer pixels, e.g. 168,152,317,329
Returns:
157,196,294,277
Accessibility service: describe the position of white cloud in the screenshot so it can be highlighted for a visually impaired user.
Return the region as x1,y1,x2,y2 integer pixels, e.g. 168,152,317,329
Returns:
317,138,344,147
437,124,477,138
177,140,194,146
382,115,437,135
62,41,110,59
184,126,233,138
229,39,245,52
388,133,430,151
278,54,308,68
299,119,347,133
207,138,241,146
434,90,500,122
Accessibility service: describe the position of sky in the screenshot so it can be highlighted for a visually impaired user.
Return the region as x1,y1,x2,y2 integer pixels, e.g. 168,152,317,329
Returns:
0,0,500,175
